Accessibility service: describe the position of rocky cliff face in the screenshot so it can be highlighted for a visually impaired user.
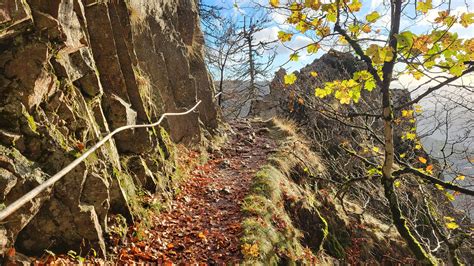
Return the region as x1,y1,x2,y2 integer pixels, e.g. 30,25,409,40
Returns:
0,0,218,257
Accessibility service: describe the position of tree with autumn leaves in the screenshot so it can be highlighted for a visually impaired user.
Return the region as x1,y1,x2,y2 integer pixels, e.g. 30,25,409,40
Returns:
269,0,473,264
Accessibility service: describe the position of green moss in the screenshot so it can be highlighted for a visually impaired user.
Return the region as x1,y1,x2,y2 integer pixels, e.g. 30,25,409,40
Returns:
241,218,280,264
251,166,282,201
316,208,329,252
68,150,81,158
241,164,310,264
113,167,138,214
325,232,347,259
171,166,185,185
198,152,209,165
148,199,163,213
21,104,38,134
242,195,272,217
238,119,341,264
85,151,99,166
108,214,128,238
54,78,61,89
157,127,173,160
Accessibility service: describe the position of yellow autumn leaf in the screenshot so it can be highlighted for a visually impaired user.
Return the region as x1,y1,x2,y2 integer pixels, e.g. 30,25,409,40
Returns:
417,0,432,14
372,147,380,153
339,35,348,44
435,184,444,190
270,0,279,8
348,0,362,12
334,89,351,104
284,73,297,85
418,157,427,164
445,222,459,230
315,87,331,98
412,71,423,80
445,192,455,201
296,21,309,33
317,26,330,37
380,46,394,62
348,24,360,34
361,24,371,33
290,53,299,61
305,0,321,9
278,31,293,42
415,144,422,150
242,243,259,258
394,181,401,188
400,153,406,158
367,168,381,176
401,109,414,117
443,216,455,222
310,71,318,77
366,11,381,23
460,13,474,28
405,132,416,140
455,175,465,181
307,43,320,54
435,10,449,24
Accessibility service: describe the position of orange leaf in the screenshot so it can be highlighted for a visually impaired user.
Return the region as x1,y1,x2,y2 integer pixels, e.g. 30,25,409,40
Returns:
7,247,15,258
76,142,85,151
426,164,433,173
167,243,174,249
418,157,427,164
198,232,206,239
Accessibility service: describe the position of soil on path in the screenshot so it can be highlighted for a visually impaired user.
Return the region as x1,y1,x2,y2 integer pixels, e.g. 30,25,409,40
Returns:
116,119,276,264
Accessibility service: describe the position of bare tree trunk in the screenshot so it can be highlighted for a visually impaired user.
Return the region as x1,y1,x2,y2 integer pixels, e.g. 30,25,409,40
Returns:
380,1,436,264
247,36,256,98
244,17,256,99
218,69,224,106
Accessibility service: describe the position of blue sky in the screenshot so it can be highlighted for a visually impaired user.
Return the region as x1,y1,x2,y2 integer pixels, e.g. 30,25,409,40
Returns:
202,0,473,73
202,0,474,151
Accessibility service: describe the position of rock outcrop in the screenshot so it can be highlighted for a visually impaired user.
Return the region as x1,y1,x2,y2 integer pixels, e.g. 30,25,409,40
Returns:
0,0,218,257
249,51,473,263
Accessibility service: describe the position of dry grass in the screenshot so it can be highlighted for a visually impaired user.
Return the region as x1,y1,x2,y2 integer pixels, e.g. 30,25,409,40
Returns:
240,118,329,264
241,117,413,264
267,118,326,181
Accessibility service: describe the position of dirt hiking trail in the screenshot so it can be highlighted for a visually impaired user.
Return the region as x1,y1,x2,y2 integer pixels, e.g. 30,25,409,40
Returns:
116,119,276,264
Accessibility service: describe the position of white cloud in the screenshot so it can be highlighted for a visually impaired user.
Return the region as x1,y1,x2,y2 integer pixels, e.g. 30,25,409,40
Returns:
253,26,279,43
271,11,289,25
